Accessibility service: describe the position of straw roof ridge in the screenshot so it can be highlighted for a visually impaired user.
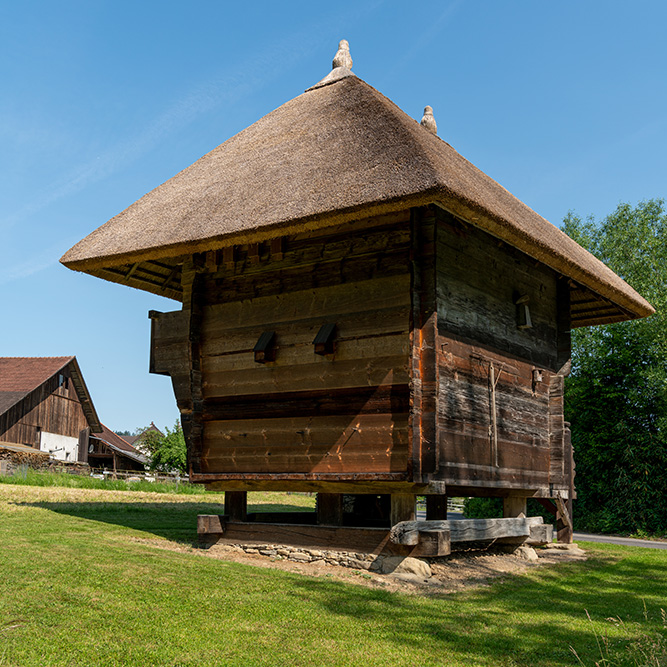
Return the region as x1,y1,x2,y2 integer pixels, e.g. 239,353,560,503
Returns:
60,75,445,268
403,121,654,318
60,73,653,319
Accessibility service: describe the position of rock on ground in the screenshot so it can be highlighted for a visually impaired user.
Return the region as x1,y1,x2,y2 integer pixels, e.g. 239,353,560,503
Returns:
378,556,432,578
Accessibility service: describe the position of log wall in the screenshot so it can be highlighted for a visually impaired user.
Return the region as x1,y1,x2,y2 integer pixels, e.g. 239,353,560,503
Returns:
152,212,413,479
432,208,570,494
151,206,572,496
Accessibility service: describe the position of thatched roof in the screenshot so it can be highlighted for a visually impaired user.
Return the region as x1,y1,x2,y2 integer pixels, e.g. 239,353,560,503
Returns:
61,59,653,325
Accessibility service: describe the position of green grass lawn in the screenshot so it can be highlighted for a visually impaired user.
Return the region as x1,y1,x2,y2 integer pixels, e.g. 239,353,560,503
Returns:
0,482,665,667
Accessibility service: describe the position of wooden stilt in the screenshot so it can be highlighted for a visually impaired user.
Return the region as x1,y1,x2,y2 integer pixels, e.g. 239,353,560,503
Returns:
224,491,247,522
555,493,573,543
426,495,448,520
503,496,527,518
316,493,343,526
390,494,416,525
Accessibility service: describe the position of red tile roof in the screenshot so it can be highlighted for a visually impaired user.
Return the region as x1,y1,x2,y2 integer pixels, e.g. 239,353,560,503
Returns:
0,356,73,393
0,356,101,432
91,424,148,464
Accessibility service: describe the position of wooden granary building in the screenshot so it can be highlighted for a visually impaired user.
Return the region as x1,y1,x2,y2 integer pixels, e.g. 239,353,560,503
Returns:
62,42,652,552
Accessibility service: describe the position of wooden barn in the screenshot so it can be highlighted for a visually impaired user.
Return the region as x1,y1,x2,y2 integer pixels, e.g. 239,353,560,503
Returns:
0,356,101,462
61,42,653,552
87,424,148,472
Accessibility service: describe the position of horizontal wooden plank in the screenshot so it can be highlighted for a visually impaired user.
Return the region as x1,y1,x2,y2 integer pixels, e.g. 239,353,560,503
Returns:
435,210,558,369
203,352,410,398
390,517,544,544
436,461,550,488
203,413,409,449
202,385,410,420
201,414,409,474
438,428,550,471
202,274,410,329
198,520,418,556
206,252,410,303
200,453,408,476
201,306,410,356
202,480,446,494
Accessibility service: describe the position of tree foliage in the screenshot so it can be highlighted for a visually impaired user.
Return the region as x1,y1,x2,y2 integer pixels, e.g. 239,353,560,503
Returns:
562,200,667,533
137,422,187,474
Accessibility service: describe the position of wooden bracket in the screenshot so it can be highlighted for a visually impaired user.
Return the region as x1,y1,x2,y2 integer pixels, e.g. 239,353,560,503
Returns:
205,251,218,272
555,492,573,532
313,323,337,356
248,243,260,265
223,246,236,269
254,331,277,363
270,237,285,261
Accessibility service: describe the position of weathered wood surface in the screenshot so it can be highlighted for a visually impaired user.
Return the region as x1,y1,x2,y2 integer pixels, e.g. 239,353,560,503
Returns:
435,209,559,369
390,516,545,545
555,492,574,543
317,493,343,526
503,496,527,518
203,213,411,304
245,511,316,524
432,208,572,495
409,207,439,482
151,205,575,500
197,517,445,557
390,494,416,525
201,385,409,420
417,529,451,556
0,365,89,446
200,413,409,475
435,331,552,491
150,220,413,479
197,514,225,536
224,491,247,522
203,480,447,494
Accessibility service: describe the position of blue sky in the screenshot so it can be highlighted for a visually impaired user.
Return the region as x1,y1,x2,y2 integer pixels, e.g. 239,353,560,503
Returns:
2,1,666,433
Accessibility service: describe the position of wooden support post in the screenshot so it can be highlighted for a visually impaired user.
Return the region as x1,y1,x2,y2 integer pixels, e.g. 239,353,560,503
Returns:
426,495,448,520
409,207,438,483
316,493,343,526
391,494,416,525
224,491,247,522
503,496,527,518
555,493,573,544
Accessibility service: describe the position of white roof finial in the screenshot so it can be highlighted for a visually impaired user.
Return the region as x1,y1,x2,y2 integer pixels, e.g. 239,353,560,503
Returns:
420,105,438,135
332,39,353,70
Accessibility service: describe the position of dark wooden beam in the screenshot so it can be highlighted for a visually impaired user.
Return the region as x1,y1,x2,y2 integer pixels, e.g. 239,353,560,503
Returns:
409,206,438,482
203,479,447,495
197,518,439,557
224,491,248,522
426,495,448,520
316,493,344,526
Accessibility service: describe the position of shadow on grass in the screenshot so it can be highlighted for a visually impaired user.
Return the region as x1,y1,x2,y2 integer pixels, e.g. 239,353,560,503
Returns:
11,499,667,665
20,499,312,542
281,550,667,665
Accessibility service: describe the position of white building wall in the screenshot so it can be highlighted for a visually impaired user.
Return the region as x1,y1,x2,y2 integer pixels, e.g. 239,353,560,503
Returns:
40,432,79,462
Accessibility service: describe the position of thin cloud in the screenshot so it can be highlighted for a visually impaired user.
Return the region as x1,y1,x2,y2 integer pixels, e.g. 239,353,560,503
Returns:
1,3,385,232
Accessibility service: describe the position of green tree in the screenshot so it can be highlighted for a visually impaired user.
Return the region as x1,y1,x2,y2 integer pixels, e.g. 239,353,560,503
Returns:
562,200,667,534
136,422,187,474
